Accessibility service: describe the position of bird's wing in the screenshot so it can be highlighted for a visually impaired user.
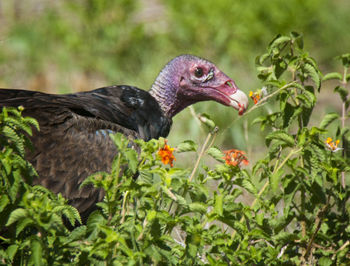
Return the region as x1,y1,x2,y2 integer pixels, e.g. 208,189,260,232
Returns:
0,86,172,220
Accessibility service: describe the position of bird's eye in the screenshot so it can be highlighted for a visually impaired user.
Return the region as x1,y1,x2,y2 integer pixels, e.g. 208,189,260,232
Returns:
194,67,204,78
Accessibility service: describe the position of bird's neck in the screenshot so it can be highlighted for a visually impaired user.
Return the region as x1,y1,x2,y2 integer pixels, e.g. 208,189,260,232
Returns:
149,73,189,118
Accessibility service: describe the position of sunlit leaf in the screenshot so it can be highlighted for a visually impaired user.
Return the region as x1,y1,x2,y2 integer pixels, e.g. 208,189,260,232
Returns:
303,63,321,89
30,239,42,266
271,168,283,192
319,112,339,129
214,193,223,216
207,147,225,163
6,208,27,226
176,140,198,152
266,130,295,147
5,244,18,262
322,72,342,81
334,86,348,102
188,202,207,214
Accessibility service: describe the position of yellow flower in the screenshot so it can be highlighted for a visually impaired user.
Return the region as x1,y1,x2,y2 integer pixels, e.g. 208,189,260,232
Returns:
249,91,261,104
325,137,342,152
223,149,249,167
158,140,176,167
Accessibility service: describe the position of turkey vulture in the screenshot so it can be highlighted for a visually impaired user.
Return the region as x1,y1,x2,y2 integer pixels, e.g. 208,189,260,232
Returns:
0,55,248,221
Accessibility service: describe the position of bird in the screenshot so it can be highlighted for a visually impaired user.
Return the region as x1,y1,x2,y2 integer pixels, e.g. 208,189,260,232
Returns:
0,54,248,222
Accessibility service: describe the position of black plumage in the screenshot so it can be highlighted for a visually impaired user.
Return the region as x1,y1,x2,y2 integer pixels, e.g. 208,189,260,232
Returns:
0,55,248,221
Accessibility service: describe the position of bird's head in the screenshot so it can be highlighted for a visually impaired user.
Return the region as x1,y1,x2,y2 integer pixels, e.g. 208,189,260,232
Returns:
150,55,248,118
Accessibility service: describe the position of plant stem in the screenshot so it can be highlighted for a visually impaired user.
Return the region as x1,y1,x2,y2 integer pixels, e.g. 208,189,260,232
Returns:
231,147,301,240
341,66,348,188
120,191,129,224
189,127,218,182
299,151,306,246
302,199,329,261
241,81,298,116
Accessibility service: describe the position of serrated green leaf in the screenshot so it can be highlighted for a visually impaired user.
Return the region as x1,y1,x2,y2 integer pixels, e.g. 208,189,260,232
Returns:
6,244,18,262
109,132,127,150
232,220,247,235
251,116,266,125
139,170,153,184
147,210,157,221
282,102,296,128
272,231,298,243
318,257,332,266
176,140,197,153
322,72,342,81
161,186,187,205
301,89,316,106
266,130,295,147
2,125,24,157
214,193,223,216
255,53,270,66
0,195,10,212
30,239,42,266
241,179,257,195
271,168,283,192
188,202,207,213
86,210,105,239
207,147,224,163
15,217,32,236
303,63,321,89
124,149,138,174
336,53,350,67
319,112,339,129
62,205,82,226
6,208,27,226
334,86,348,102
23,116,40,131
270,36,291,49
198,113,216,130
291,31,303,49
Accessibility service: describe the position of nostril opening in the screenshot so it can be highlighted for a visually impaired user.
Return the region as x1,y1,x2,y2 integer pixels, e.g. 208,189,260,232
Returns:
225,81,233,88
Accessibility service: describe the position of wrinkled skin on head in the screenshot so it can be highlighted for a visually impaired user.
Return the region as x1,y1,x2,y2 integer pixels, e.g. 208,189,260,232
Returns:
150,55,248,117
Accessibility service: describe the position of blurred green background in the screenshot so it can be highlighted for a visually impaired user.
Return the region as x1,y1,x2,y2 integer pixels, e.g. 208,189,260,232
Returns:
0,0,349,165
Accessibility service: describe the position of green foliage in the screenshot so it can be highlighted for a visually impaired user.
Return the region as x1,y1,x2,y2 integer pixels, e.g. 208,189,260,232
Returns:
0,106,39,211
1,0,350,151
1,34,350,265
0,107,81,265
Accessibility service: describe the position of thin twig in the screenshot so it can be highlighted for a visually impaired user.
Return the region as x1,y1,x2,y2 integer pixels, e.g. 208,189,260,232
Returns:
332,240,350,260
204,130,218,154
220,81,299,135
137,218,148,241
120,191,129,224
189,106,202,126
241,81,298,116
231,147,302,240
302,198,330,261
189,127,218,182
340,66,348,189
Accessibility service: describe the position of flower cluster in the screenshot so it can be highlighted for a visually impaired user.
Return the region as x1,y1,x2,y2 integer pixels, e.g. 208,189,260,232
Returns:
223,149,249,167
249,87,267,104
158,140,176,167
249,91,261,104
325,137,342,152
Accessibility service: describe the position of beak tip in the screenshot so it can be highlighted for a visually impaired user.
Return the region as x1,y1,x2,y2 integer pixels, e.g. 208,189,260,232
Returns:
229,89,249,115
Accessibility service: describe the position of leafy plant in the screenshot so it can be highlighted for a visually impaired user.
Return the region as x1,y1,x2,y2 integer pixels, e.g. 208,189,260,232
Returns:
0,107,81,265
1,34,349,265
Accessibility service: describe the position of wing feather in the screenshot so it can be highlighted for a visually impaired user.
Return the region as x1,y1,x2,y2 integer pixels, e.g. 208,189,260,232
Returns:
0,86,172,221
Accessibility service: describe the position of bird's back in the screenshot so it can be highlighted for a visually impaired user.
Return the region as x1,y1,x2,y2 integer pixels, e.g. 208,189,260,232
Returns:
0,86,172,222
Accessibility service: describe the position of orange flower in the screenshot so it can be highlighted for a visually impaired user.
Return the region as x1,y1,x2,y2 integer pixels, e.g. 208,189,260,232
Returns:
249,91,261,104
325,137,342,152
158,140,176,167
223,149,249,167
